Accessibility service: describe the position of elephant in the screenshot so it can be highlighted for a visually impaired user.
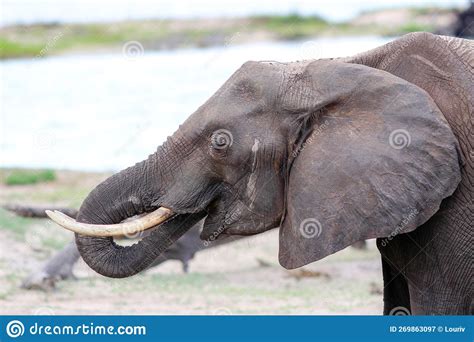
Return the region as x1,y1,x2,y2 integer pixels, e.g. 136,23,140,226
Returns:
4,203,366,289
453,1,474,38
48,32,473,315
2,205,240,289
19,223,230,290
3,204,366,290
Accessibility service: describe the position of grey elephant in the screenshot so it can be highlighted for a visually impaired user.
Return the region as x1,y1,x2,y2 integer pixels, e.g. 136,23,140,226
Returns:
48,33,473,315
2,205,239,289
4,204,366,289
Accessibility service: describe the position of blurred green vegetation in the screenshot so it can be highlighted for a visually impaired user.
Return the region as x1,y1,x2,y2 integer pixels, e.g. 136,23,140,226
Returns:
0,38,42,58
0,207,34,237
0,168,108,206
0,208,70,252
3,169,56,185
0,166,383,313
397,22,434,34
253,14,330,40
0,168,110,252
0,7,450,59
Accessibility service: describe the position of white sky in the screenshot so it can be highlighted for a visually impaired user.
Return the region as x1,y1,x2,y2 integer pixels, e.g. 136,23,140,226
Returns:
0,0,469,26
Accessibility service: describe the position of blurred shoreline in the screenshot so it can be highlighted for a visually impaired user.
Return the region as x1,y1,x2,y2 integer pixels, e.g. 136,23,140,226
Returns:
0,168,109,208
0,7,460,59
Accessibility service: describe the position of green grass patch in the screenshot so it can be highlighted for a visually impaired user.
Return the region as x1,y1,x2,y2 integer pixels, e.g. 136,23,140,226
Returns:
396,22,434,34
253,14,331,40
0,208,34,237
147,273,224,290
0,38,43,59
0,7,448,59
0,208,70,250
4,169,56,186
41,235,70,250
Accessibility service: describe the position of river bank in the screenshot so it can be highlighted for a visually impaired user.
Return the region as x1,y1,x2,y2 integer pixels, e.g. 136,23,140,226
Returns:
0,7,458,59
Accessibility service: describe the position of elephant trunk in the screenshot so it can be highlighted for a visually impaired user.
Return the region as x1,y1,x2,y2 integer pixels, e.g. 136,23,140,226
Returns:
75,213,205,278
74,152,204,278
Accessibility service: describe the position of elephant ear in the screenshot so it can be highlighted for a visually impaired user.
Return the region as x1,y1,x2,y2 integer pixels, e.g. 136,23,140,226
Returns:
278,61,461,269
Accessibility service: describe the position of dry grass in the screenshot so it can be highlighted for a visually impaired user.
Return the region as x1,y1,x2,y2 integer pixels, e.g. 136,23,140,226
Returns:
0,169,383,314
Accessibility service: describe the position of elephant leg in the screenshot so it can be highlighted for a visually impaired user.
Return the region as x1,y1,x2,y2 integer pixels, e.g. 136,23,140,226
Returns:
405,206,472,315
22,241,80,290
404,246,473,315
379,204,473,315
379,251,411,315
405,256,473,315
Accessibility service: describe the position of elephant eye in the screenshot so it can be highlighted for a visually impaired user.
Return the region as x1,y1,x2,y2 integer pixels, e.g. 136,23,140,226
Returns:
210,129,233,150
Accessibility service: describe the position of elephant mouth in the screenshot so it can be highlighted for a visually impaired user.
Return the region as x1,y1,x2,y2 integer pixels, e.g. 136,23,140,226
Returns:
46,206,178,237
47,185,214,238
47,193,267,243
199,198,273,242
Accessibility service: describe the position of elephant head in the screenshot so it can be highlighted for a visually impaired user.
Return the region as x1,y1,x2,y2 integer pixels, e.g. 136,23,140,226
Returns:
49,59,461,277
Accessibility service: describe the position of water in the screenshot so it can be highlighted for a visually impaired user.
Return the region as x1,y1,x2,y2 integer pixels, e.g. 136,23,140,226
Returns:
0,36,392,171
0,0,466,27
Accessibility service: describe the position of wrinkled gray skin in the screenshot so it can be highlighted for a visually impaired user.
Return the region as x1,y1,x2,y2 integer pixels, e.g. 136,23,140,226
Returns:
5,204,364,290
3,205,237,290
343,33,473,315
72,33,472,315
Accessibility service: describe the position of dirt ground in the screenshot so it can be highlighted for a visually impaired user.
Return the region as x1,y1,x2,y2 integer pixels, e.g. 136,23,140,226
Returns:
0,170,384,315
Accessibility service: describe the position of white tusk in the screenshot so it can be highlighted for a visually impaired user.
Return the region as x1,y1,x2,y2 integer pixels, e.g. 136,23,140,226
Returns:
45,207,174,237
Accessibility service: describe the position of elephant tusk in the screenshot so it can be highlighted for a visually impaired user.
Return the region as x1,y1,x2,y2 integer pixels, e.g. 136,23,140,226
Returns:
45,207,174,237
